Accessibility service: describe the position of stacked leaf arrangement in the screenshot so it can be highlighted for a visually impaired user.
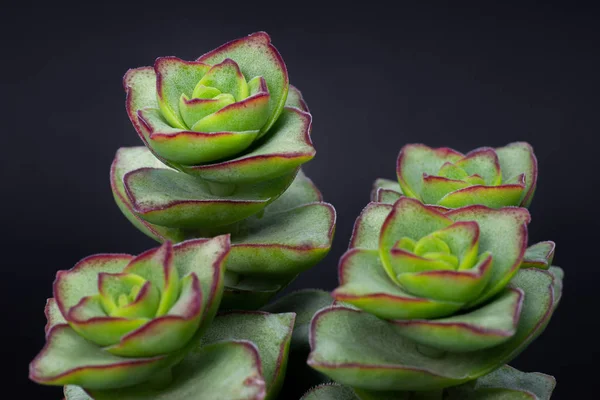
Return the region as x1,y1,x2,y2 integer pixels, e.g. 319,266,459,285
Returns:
27,33,562,400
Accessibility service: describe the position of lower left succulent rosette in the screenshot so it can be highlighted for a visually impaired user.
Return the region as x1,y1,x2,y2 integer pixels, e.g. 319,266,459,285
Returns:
29,236,296,400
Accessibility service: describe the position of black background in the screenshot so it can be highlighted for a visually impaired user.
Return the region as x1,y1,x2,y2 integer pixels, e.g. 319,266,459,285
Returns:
2,2,598,398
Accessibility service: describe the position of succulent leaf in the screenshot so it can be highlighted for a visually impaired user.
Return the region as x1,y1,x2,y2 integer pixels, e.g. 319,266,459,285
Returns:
64,311,295,400
521,241,555,269
396,143,538,208
123,166,298,228
319,365,555,400
180,107,315,184
310,266,561,391
201,311,295,399
73,341,266,400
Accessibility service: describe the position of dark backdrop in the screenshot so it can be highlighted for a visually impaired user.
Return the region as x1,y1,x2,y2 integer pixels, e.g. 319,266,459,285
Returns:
2,2,597,398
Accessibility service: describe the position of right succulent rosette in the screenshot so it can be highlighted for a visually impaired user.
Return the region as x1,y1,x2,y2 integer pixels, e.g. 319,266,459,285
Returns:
372,142,537,208
308,197,562,393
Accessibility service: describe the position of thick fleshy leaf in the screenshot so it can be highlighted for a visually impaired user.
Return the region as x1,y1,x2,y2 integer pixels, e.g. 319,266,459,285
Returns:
379,198,452,284
396,252,493,303
353,365,555,400
195,58,249,101
308,267,560,391
104,274,203,357
285,84,309,112
191,92,270,133
437,184,525,209
447,206,530,305
44,298,66,335
111,149,325,250
138,107,259,165
181,108,315,184
446,365,556,400
262,289,334,351
124,167,297,228
197,32,289,137
370,178,403,204
221,274,284,310
123,242,179,317
54,254,133,316
349,202,393,250
495,142,538,207
421,176,469,204
301,384,360,400
396,144,464,199
154,57,211,129
83,341,266,400
262,169,321,214
521,241,555,269
110,147,186,243
226,203,336,275
179,93,235,128
455,148,502,186
431,221,480,270
29,324,168,389
66,295,149,347
333,249,462,320
97,274,159,319
392,288,523,352
172,236,230,325
123,68,162,151
201,311,295,399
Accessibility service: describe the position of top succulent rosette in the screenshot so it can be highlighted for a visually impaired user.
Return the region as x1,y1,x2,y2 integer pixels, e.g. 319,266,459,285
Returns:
114,33,335,309
372,142,537,208
124,31,314,184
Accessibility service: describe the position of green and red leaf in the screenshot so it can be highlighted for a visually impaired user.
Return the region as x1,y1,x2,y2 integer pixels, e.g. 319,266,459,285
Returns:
521,241,555,269
396,144,464,199
180,108,315,184
197,32,289,137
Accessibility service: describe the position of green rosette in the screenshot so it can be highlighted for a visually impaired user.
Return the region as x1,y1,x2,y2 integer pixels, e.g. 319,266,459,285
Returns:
308,197,563,393
114,32,335,309
371,142,538,209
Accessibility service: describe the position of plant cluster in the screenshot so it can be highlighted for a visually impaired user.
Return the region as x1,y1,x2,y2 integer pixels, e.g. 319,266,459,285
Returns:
29,33,561,400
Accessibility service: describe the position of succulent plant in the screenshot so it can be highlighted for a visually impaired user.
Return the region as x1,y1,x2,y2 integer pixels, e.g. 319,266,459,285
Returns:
29,236,297,400
113,32,335,309
308,196,562,392
371,142,537,208
301,365,556,399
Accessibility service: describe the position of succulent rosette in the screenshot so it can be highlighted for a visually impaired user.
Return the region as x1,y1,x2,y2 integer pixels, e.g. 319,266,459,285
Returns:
113,32,335,309
371,142,537,208
308,197,563,392
29,237,297,400
301,365,556,400
29,236,230,390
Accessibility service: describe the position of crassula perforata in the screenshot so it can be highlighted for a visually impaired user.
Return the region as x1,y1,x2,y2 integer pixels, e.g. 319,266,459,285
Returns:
372,142,537,208
308,197,562,394
29,237,297,400
113,32,335,309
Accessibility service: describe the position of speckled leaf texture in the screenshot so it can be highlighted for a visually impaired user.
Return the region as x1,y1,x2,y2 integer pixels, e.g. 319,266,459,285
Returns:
114,32,335,309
